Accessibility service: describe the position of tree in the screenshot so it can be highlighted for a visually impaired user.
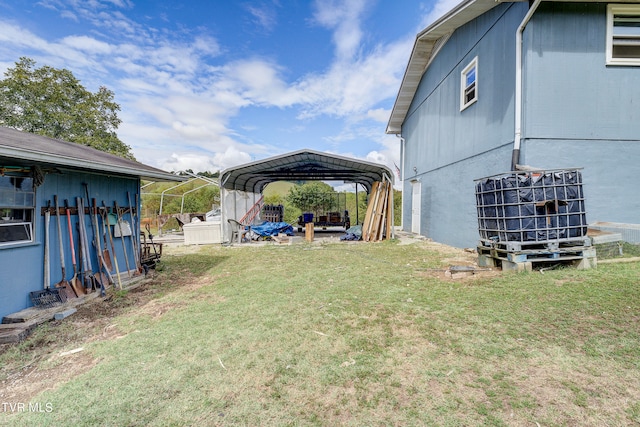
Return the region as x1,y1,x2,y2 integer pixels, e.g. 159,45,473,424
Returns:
0,57,134,159
177,169,220,178
286,181,337,216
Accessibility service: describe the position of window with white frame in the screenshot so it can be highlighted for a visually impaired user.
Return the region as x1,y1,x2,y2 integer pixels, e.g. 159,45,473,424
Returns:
0,173,35,246
460,57,478,111
607,4,640,65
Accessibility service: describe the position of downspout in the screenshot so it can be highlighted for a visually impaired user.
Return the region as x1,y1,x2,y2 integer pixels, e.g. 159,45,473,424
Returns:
396,135,405,182
513,0,543,170
396,134,405,230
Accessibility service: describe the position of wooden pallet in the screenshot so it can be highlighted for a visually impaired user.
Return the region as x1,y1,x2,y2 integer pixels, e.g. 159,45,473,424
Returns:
0,321,39,343
477,244,597,272
478,237,591,252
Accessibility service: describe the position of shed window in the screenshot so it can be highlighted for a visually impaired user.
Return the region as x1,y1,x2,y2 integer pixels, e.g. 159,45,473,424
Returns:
0,173,35,246
607,4,640,65
461,57,478,110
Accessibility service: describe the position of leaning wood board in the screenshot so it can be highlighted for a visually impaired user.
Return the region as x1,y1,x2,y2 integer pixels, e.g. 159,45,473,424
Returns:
365,183,381,241
362,181,379,241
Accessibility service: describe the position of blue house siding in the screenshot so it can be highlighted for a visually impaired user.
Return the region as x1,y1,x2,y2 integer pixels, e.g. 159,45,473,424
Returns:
404,3,526,172
399,1,640,248
524,3,640,141
520,139,640,225
521,2,640,227
0,170,140,319
401,3,528,247
402,143,513,247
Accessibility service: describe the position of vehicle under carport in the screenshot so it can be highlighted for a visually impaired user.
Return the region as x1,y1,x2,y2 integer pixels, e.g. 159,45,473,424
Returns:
218,149,395,242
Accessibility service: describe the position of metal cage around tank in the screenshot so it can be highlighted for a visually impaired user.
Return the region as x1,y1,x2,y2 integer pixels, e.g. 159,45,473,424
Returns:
474,169,588,246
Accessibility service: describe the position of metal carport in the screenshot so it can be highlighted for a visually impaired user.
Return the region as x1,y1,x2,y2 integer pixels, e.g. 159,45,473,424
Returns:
219,149,394,241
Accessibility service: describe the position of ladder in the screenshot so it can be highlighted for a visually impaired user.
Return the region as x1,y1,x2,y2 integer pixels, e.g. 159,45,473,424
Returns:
238,195,264,226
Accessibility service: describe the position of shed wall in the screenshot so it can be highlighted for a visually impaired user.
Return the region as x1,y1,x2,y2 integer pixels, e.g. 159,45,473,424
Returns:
0,169,140,319
220,188,261,242
402,144,513,248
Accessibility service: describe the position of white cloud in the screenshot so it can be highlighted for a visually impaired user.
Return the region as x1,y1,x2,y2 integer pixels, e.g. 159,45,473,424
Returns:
292,37,411,118
367,108,391,123
312,0,367,61
244,3,278,32
0,22,50,50
61,35,113,54
160,153,218,174
221,58,293,106
420,0,462,28
156,146,253,173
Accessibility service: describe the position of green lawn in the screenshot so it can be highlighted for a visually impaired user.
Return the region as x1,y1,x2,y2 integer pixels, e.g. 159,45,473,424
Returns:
2,239,639,426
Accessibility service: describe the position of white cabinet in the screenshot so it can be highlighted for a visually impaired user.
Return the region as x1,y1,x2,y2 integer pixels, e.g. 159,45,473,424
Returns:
183,221,222,245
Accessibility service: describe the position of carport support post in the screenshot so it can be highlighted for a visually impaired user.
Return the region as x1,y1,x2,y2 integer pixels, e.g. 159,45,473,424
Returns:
355,183,359,225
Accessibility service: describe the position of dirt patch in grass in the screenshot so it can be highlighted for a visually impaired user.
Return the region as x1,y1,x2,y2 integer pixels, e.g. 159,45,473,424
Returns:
0,346,98,406
416,267,501,281
0,272,171,407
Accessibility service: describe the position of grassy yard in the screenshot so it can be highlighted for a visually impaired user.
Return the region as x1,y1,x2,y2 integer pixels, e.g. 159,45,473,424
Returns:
1,238,639,426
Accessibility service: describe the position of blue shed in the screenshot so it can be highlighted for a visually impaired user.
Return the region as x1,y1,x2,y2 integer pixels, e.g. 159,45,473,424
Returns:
387,0,640,248
0,127,182,319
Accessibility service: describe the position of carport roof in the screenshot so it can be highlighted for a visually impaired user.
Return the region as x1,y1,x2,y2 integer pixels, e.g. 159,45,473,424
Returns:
220,149,393,193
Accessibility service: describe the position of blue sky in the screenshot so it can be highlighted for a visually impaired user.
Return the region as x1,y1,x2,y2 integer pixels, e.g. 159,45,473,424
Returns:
0,0,456,175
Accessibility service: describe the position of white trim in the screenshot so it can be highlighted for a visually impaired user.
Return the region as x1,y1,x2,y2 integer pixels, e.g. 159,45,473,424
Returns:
460,56,478,111
426,33,453,70
0,175,35,247
606,4,640,66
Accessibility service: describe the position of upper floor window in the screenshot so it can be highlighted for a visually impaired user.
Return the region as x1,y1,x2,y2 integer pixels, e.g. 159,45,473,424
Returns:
607,4,640,66
0,172,35,246
461,56,478,111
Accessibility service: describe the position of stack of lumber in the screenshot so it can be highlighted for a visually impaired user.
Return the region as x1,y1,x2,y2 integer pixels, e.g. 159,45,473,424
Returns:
362,180,393,242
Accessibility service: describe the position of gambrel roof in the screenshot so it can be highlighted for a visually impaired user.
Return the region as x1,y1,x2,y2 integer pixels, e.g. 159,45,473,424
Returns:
385,0,638,134
386,0,527,134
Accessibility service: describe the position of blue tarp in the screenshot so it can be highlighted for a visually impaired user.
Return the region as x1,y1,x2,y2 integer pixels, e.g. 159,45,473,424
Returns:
340,224,362,241
250,221,295,237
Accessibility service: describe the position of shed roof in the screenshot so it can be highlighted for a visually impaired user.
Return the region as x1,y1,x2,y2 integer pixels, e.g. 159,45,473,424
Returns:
220,149,393,194
0,126,182,181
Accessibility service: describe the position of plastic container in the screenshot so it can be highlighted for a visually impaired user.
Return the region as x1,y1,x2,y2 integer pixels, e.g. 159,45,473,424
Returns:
474,169,587,243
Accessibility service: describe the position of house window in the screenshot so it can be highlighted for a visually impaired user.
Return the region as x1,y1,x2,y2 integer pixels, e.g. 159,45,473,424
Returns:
607,4,640,65
0,174,35,246
461,57,478,110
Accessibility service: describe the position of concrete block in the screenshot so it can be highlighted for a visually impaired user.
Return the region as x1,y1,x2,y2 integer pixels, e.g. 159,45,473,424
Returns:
501,260,532,272
54,308,77,320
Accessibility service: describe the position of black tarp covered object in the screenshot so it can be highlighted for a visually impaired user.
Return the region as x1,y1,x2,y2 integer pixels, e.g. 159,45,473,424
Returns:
475,169,587,243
